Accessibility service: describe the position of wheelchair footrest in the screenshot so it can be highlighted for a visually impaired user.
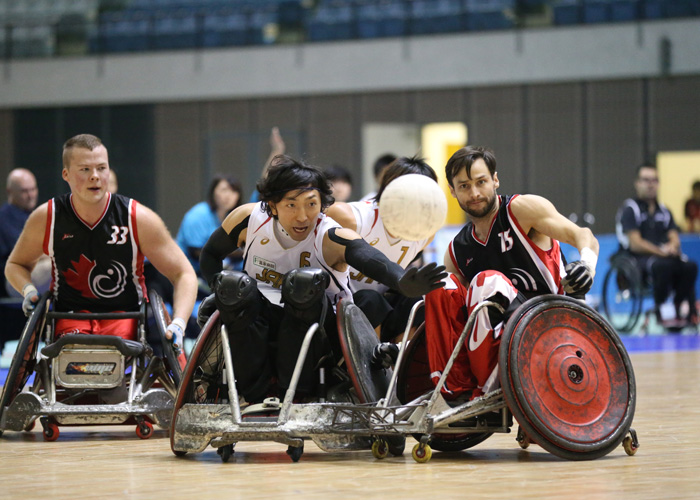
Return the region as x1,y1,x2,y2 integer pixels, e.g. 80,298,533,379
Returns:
41,334,145,359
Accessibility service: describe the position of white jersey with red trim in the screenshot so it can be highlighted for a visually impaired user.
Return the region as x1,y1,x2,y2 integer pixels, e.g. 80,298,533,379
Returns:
347,200,430,294
448,194,565,298
44,192,146,313
242,203,351,305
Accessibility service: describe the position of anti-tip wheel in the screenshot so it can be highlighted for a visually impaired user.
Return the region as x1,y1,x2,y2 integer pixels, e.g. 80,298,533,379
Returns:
287,445,304,462
516,426,531,450
411,443,432,463
371,439,389,459
136,421,154,439
43,422,59,442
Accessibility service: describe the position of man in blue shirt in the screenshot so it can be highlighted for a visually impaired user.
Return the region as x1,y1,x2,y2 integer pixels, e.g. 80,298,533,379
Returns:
0,169,40,298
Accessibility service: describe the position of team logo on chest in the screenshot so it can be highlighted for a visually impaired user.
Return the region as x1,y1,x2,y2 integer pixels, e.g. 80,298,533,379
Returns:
64,254,129,299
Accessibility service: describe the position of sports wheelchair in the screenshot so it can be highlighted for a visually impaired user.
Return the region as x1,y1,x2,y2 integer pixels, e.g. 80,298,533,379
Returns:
602,251,651,333
0,290,183,441
170,293,638,463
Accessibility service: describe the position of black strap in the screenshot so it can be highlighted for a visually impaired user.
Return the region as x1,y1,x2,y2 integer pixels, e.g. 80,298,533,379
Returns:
328,227,403,291
200,216,250,287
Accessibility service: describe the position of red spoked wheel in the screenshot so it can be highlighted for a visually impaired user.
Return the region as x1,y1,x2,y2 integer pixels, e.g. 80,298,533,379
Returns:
395,325,492,452
499,295,636,461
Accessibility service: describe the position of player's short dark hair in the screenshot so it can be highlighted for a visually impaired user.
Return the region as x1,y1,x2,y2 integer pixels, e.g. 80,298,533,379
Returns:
324,164,353,185
375,155,438,203
257,155,334,217
373,153,397,179
62,134,104,169
693,180,700,191
207,174,244,212
635,162,657,178
445,146,497,186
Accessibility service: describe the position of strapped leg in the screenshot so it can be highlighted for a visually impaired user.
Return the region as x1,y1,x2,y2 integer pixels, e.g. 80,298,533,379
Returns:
213,270,275,402
276,268,332,395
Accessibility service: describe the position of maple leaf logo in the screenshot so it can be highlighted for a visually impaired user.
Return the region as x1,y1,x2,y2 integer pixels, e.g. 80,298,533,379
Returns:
64,254,98,299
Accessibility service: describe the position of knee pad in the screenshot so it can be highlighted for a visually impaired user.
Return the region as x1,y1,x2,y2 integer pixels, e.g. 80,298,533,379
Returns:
212,271,261,328
281,268,330,322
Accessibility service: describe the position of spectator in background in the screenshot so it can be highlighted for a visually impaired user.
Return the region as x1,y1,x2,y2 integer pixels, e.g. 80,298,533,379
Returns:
108,168,119,194
249,126,286,203
324,164,353,202
0,168,51,298
684,180,700,233
360,153,397,201
176,175,244,278
616,163,698,328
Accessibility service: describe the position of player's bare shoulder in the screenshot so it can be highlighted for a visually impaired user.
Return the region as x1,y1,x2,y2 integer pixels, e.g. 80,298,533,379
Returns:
222,203,256,233
325,202,358,232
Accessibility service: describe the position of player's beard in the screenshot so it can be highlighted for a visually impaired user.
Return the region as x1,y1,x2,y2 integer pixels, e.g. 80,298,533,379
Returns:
462,190,498,219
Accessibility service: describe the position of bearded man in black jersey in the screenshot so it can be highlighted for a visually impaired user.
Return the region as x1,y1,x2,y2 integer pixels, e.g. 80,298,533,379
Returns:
423,146,600,401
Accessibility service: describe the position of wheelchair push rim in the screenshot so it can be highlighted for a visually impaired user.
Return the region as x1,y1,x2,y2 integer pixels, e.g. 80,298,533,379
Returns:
170,311,224,454
149,290,184,387
0,291,50,428
499,295,636,461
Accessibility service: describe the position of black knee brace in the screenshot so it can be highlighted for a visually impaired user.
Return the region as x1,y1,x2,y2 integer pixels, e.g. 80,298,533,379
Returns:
281,268,330,324
212,270,261,329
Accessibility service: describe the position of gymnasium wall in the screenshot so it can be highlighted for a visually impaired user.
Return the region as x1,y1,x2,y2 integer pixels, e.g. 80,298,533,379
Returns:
0,18,698,234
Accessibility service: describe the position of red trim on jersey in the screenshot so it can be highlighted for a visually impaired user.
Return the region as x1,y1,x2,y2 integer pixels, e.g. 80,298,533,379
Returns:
69,192,112,229
370,208,379,231
505,196,563,290
313,215,323,236
130,200,140,247
43,199,53,255
448,240,467,281
470,200,500,246
253,216,272,234
130,200,147,299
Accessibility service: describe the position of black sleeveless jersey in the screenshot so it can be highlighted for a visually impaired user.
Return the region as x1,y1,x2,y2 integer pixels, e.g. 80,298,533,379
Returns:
448,195,564,298
44,193,146,312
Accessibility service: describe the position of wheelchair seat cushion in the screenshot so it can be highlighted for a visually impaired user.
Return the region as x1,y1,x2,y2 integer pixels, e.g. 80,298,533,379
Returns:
41,333,145,359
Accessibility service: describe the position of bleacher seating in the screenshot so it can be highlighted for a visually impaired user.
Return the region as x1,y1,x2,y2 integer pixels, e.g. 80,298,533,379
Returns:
0,0,698,58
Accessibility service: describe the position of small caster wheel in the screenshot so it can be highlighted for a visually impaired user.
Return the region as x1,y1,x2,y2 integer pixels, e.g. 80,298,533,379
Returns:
623,429,639,456
371,439,389,459
217,444,234,463
386,435,406,456
516,426,531,450
43,422,60,442
24,419,36,432
173,450,187,457
286,444,304,462
136,421,153,439
411,443,432,463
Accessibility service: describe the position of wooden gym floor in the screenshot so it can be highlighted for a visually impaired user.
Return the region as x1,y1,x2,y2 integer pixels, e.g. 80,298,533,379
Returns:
1,338,699,500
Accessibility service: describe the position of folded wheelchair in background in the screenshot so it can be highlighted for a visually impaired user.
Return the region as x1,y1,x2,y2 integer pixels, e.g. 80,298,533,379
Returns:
0,290,183,441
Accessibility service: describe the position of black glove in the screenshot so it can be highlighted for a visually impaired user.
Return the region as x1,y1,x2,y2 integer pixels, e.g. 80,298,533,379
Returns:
197,293,217,329
397,262,448,298
371,342,399,369
561,261,593,297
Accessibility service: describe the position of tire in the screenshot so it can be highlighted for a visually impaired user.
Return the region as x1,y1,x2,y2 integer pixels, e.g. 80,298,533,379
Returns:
602,257,644,333
170,311,226,454
0,292,50,427
499,295,636,461
149,290,183,387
